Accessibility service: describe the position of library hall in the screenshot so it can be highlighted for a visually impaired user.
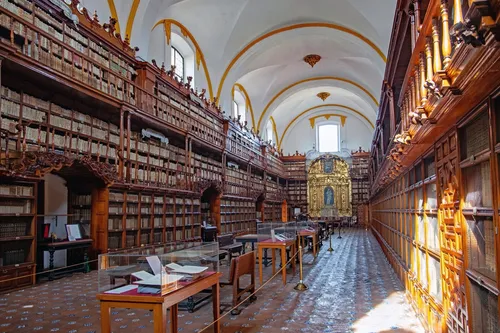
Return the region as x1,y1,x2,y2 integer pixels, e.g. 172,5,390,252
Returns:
0,0,499,332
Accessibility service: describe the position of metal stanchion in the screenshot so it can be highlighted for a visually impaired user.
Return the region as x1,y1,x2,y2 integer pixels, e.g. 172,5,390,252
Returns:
327,228,334,252
337,222,342,239
294,246,308,291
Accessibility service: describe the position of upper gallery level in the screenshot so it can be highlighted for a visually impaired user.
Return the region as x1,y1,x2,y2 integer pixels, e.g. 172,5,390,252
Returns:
369,0,500,194
58,0,397,158
0,0,288,179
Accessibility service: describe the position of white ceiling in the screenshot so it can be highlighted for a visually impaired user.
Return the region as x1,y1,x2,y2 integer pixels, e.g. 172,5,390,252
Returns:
79,0,396,150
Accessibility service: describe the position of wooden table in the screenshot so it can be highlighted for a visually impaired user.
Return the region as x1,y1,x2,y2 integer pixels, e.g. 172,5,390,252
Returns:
257,239,296,286
297,230,318,257
39,239,92,281
235,234,273,266
97,272,222,333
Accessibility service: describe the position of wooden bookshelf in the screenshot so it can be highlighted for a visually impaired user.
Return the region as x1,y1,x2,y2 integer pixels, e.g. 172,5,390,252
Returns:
102,189,201,252
225,163,248,197
220,197,256,235
0,179,36,292
371,156,442,327
351,148,370,219
0,0,317,294
282,156,307,216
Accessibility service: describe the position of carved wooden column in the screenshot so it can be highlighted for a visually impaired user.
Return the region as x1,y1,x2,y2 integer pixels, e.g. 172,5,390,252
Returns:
385,83,396,137
414,67,422,111
126,111,132,183
380,126,385,157
186,136,191,191
119,107,125,181
453,0,464,26
413,0,421,32
441,0,452,69
432,18,443,73
425,37,434,89
409,6,417,50
419,52,428,107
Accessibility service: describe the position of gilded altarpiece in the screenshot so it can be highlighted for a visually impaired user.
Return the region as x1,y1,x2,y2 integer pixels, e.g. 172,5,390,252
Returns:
307,155,352,217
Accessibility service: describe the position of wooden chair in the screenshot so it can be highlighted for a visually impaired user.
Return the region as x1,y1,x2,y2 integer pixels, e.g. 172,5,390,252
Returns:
220,251,256,315
217,234,243,264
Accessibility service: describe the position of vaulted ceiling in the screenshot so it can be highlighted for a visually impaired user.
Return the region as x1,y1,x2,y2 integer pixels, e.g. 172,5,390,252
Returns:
80,0,397,153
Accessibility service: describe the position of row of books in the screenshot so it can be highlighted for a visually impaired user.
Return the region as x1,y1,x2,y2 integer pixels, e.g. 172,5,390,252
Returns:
1,248,25,266
0,221,29,238
0,184,33,196
1,200,32,214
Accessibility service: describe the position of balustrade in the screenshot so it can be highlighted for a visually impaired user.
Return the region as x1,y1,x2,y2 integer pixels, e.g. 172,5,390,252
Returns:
396,0,473,142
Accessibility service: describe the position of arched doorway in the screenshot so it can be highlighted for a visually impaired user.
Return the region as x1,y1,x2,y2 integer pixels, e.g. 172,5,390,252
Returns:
198,181,223,240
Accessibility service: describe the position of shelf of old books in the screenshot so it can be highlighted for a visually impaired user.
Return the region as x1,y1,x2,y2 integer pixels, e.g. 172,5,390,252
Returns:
225,162,248,197
371,155,443,325
106,190,201,251
220,197,256,235
98,242,219,296
0,0,137,105
1,85,121,165
0,179,37,292
263,201,283,222
459,109,496,282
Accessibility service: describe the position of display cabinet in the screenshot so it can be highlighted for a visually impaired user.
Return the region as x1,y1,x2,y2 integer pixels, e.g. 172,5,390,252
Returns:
257,221,297,241
98,242,219,295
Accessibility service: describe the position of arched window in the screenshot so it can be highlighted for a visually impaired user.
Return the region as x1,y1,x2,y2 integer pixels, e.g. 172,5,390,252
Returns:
232,90,246,123
266,121,274,143
233,100,239,118
317,123,340,152
171,47,184,81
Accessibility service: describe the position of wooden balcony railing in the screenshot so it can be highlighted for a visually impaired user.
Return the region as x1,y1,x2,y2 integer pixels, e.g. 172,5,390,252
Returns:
378,0,500,189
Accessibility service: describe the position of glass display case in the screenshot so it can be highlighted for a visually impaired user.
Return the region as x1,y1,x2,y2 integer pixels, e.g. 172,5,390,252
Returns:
257,221,297,242
296,220,319,233
98,242,219,296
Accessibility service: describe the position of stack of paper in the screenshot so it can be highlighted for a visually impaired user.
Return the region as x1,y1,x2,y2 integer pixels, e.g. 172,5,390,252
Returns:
131,270,184,294
165,263,208,281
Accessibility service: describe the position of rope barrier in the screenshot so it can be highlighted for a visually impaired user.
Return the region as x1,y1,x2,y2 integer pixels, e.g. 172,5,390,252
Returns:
198,249,300,333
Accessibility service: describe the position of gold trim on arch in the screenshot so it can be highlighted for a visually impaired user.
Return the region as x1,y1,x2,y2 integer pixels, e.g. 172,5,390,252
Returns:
309,114,346,128
152,19,214,100
125,0,140,40
216,22,387,101
269,116,279,144
232,83,256,130
278,104,374,149
257,77,378,131
107,0,121,35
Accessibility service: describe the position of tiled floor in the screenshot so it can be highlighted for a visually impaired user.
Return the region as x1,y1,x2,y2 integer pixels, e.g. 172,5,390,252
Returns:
0,229,425,333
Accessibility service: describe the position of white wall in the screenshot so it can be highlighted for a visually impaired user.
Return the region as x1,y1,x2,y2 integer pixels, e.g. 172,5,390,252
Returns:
147,26,209,96
281,115,372,155
43,174,68,269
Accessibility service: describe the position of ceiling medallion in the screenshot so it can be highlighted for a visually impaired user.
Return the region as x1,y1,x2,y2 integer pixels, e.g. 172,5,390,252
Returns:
303,54,321,68
317,92,330,101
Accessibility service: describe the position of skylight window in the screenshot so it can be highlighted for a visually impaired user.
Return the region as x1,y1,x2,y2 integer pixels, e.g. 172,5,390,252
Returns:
317,124,339,152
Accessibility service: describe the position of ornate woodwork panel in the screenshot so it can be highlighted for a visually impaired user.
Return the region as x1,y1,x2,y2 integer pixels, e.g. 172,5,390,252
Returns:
436,130,468,333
